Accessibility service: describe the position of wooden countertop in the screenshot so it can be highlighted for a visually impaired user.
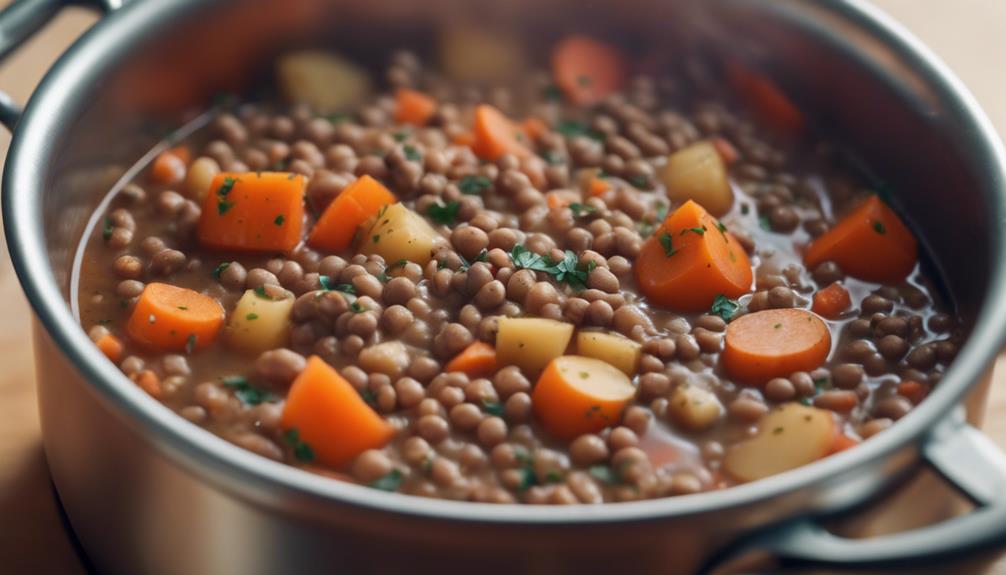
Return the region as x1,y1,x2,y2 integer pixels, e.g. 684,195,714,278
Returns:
0,2,1004,573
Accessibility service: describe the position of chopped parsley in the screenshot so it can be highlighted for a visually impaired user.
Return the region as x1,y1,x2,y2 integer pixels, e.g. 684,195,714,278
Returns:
773,323,783,329
509,245,593,290
759,215,772,231
392,130,409,142
222,376,275,405
589,464,620,485
389,259,408,269
541,150,564,165
427,201,461,226
813,377,829,392
873,221,887,235
710,295,739,321
212,262,230,279
682,226,706,236
481,399,504,416
283,429,315,463
328,113,352,124
245,313,259,321
253,285,274,300
716,220,728,235
318,276,355,294
102,216,113,241
568,203,597,217
516,467,539,492
350,300,366,313
370,469,404,492
372,234,381,244
273,214,285,226
216,176,238,215
403,144,422,162
655,202,669,221
628,175,649,189
360,388,378,407
458,175,492,195
555,119,604,141
659,232,677,257
184,334,197,355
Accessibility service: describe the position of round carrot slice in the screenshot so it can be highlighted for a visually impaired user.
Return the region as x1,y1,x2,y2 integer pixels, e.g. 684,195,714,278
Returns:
722,308,831,385
126,283,224,352
532,355,636,439
635,200,753,311
472,104,532,161
551,35,626,106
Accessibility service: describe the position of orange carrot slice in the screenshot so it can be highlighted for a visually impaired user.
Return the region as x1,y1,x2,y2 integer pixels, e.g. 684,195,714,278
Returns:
897,380,928,404
394,89,437,126
150,149,187,184
281,356,395,468
635,200,752,311
132,370,163,398
546,189,580,210
444,341,498,379
551,35,626,106
308,175,397,253
520,117,549,142
712,137,739,165
95,333,124,363
197,172,306,253
722,308,831,385
831,433,861,454
727,63,805,138
811,282,851,319
804,196,917,284
472,104,532,160
532,355,636,439
587,177,611,197
126,283,224,352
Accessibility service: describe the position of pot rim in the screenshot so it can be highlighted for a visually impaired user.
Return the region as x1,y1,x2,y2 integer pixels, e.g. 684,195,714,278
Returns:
5,0,1006,525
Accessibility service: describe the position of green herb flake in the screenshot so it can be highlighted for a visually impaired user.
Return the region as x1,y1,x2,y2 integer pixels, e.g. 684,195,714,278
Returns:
813,377,829,392
545,471,563,483
589,464,620,485
660,232,677,257
542,150,564,165
681,226,706,236
245,313,259,321
873,221,887,235
283,429,315,463
274,214,285,226
360,388,378,407
568,203,597,217
253,285,273,300
655,202,669,221
370,469,404,492
629,175,648,189
774,323,783,329
392,130,409,142
102,216,113,241
403,144,422,162
372,234,381,244
212,262,230,279
759,215,772,231
716,220,728,234
555,120,604,141
458,175,492,196
427,201,461,226
350,300,366,313
710,295,739,321
773,427,784,435
481,400,504,416
184,333,197,355
223,376,275,405
390,259,408,269
516,467,539,492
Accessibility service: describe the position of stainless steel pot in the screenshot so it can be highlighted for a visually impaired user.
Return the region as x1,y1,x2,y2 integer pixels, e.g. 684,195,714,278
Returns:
4,0,1006,573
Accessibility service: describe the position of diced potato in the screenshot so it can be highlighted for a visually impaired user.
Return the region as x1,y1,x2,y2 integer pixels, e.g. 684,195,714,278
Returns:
659,140,733,217
276,50,372,113
724,403,836,482
496,318,574,374
184,156,220,201
667,384,723,431
225,289,294,354
361,203,438,265
576,331,642,375
439,25,525,83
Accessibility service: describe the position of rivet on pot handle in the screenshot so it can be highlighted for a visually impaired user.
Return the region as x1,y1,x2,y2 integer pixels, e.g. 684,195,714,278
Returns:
0,0,122,131
704,407,1006,573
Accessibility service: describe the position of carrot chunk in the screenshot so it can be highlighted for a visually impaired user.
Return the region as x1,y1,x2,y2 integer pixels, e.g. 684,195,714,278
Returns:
712,137,739,165
394,89,437,126
727,63,805,138
281,356,395,468
811,282,851,319
520,117,549,142
804,196,918,284
532,355,636,439
132,370,163,399
831,433,861,454
444,341,498,379
897,380,929,404
95,333,124,363
197,172,306,253
126,283,224,352
587,177,611,197
472,104,532,161
635,200,752,311
551,35,626,105
722,308,831,385
150,149,187,184
308,175,397,253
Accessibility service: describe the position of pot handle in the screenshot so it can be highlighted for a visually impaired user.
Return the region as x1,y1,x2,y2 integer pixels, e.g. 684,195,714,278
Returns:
704,408,1006,573
0,0,121,130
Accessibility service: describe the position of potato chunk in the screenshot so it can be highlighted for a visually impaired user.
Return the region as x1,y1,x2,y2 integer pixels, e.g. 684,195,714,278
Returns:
439,26,525,83
576,331,642,375
724,403,836,482
361,204,438,265
226,289,294,354
495,318,574,374
276,50,372,113
659,140,733,217
667,384,723,431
